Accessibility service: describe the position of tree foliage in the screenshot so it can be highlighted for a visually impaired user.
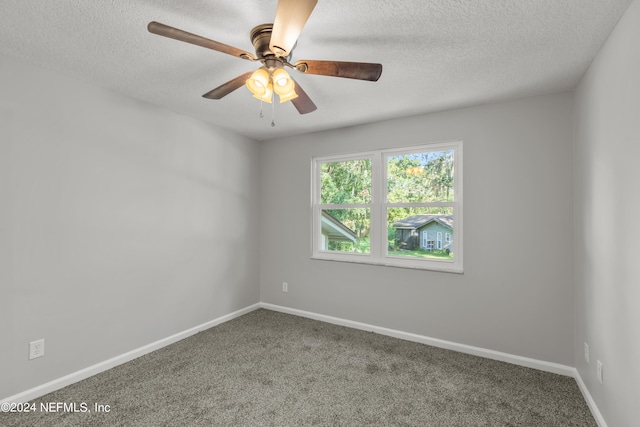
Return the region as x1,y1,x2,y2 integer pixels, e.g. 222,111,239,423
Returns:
321,159,371,205
386,150,454,224
387,150,454,203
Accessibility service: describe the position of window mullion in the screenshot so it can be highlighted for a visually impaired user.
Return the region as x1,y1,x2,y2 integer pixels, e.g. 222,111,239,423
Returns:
311,159,320,256
318,203,371,210
387,202,456,209
371,151,384,259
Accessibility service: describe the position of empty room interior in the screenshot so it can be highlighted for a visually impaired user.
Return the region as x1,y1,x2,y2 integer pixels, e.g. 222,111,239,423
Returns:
1,0,639,426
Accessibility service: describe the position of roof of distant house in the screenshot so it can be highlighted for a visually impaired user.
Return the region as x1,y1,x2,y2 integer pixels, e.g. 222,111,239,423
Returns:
321,211,357,242
392,214,453,230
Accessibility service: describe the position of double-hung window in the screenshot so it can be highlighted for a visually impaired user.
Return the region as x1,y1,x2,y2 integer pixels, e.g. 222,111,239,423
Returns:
312,141,463,272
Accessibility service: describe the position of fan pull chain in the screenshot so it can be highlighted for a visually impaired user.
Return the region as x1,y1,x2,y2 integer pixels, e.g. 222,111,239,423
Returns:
271,92,276,127
259,101,264,118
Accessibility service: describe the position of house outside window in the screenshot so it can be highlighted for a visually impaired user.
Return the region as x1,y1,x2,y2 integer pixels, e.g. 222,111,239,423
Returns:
312,141,463,272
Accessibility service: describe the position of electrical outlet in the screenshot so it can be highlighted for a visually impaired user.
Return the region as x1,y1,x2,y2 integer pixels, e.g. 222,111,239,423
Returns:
29,339,45,360
282,282,288,292
597,360,603,384
584,342,589,363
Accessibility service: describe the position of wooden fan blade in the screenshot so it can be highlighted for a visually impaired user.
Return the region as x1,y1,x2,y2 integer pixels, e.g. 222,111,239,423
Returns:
295,60,382,81
148,21,255,61
202,71,254,99
291,81,317,114
270,0,317,57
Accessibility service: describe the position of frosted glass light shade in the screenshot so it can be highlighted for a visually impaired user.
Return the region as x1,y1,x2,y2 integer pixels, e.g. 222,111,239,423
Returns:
271,68,296,96
278,87,298,103
253,81,273,103
246,68,270,97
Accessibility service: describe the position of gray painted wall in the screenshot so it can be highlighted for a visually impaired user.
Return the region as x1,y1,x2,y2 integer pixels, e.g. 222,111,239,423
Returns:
574,0,640,425
0,55,261,398
259,92,575,366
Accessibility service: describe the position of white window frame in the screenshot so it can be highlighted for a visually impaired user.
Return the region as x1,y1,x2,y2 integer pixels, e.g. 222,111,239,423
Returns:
311,141,463,273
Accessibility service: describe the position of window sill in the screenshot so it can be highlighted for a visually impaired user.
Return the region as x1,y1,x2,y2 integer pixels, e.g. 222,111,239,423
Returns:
311,254,463,274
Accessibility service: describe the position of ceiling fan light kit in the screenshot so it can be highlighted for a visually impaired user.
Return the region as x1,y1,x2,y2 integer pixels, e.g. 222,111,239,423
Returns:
245,59,298,104
147,0,382,118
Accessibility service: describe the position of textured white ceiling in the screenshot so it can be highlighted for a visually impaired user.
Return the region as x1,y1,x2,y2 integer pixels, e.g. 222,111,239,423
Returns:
0,0,633,141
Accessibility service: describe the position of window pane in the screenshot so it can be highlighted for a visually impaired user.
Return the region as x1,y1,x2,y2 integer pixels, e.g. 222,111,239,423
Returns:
321,159,371,204
387,207,454,260
321,209,370,254
387,150,454,203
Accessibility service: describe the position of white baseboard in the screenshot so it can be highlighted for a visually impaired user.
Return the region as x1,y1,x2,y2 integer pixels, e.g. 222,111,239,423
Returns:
574,369,608,427
1,303,261,404
260,303,576,377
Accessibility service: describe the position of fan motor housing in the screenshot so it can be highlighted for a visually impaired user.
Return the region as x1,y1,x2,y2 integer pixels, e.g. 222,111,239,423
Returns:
250,24,275,59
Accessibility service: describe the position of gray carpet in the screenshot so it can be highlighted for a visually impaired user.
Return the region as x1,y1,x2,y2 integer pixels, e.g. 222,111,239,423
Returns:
2,309,596,426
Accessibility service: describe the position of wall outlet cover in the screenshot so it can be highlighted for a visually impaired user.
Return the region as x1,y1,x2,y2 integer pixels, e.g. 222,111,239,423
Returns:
597,360,603,384
29,339,45,360
584,342,589,363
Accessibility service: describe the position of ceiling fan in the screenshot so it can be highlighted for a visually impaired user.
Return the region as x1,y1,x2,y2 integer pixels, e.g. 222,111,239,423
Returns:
147,0,382,115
